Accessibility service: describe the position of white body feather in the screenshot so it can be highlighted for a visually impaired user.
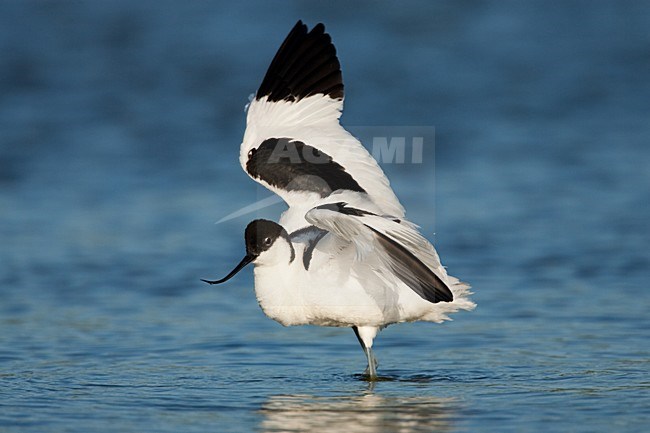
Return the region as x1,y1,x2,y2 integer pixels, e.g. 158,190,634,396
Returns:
251,200,474,328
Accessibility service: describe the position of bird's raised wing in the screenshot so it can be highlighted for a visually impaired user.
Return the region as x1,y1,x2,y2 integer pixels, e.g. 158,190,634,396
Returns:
256,21,343,105
240,21,404,220
305,201,454,304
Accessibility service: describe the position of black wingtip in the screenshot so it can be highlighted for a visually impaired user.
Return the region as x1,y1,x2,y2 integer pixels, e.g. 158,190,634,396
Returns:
256,20,344,103
365,225,454,304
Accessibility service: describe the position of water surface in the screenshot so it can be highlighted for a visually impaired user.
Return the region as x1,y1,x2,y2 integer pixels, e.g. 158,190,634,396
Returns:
1,1,648,432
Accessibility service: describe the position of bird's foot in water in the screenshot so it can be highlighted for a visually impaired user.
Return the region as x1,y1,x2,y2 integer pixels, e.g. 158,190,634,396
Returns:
363,356,379,380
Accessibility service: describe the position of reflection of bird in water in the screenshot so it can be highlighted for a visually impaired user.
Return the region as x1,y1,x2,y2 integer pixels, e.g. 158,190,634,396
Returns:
259,393,456,433
203,21,474,379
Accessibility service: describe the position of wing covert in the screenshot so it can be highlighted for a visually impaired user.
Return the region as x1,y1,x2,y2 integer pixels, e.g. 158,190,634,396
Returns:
305,202,453,303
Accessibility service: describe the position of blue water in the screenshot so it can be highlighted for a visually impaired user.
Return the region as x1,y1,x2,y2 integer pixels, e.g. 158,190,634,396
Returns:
1,1,649,432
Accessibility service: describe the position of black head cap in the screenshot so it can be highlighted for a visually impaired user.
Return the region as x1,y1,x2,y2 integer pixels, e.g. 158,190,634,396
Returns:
245,219,287,257
201,219,290,285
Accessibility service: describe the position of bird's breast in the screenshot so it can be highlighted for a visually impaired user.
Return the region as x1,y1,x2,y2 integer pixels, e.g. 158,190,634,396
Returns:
252,264,311,326
251,260,396,328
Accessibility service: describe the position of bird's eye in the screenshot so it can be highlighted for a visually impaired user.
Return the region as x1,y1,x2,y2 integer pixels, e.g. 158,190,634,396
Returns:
264,237,272,246
248,148,256,158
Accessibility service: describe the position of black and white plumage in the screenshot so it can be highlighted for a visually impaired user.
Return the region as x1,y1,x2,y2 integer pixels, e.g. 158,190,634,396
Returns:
205,21,474,379
240,20,404,233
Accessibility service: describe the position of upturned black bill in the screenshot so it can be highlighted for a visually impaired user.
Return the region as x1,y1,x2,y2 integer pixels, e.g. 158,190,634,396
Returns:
201,254,255,285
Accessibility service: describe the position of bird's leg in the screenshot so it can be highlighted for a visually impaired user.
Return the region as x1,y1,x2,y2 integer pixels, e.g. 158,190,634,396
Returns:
364,346,378,378
352,326,379,380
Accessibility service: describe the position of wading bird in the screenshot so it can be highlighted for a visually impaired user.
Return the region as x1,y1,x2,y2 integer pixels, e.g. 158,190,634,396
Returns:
203,21,474,379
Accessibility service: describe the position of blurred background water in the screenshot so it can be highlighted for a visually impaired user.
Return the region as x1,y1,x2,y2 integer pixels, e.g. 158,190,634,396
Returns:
1,1,648,432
